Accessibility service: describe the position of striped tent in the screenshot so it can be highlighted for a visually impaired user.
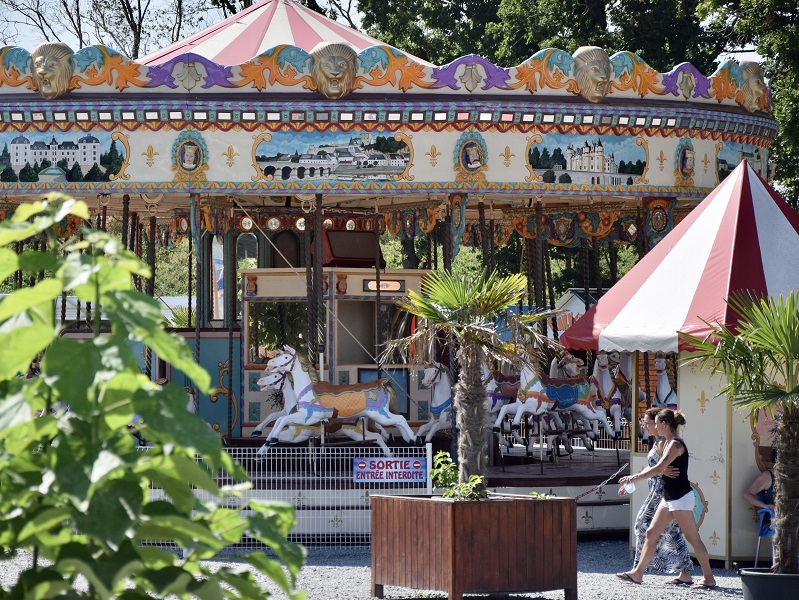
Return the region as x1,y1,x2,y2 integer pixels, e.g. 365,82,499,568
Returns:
140,0,431,66
559,161,799,353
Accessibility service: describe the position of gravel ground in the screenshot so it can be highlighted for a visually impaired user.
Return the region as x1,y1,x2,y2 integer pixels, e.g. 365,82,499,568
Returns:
3,539,745,599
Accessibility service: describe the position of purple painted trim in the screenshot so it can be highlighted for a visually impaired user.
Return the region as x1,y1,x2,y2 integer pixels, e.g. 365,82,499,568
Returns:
430,54,511,90
145,54,236,89
661,63,711,99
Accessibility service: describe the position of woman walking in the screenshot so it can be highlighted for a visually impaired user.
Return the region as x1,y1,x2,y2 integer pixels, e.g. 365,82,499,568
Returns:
616,409,716,588
618,407,694,584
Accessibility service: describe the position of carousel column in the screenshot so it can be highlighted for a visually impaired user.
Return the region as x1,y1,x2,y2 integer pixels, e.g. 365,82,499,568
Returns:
608,242,619,284
478,199,489,269
304,202,317,364
314,194,325,379
592,238,603,297
374,207,382,380
636,206,646,261
189,194,202,412
144,215,156,378
546,246,558,340
534,201,545,313
226,224,236,440
442,202,456,458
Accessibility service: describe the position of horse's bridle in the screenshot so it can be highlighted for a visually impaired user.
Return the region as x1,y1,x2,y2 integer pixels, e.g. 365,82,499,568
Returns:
269,348,297,373
428,363,448,382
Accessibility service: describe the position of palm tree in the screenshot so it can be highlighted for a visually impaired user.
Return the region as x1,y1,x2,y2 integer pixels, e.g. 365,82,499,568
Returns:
681,291,799,574
383,268,556,484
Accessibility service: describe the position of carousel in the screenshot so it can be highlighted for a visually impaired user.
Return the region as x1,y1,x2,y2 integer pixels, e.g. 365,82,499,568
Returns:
0,0,778,448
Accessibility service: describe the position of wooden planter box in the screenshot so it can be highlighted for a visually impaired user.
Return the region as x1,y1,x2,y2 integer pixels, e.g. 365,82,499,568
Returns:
371,494,577,600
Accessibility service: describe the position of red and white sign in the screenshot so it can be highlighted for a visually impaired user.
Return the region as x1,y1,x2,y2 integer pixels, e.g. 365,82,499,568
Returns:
353,458,426,482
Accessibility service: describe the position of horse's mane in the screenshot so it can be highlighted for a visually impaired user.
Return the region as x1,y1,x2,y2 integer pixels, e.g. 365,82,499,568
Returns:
295,351,319,384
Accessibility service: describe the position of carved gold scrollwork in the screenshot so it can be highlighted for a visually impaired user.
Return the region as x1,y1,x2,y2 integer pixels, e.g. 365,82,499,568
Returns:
393,132,414,181
524,134,543,182
210,359,238,437
635,137,649,184
109,132,131,181
251,133,273,182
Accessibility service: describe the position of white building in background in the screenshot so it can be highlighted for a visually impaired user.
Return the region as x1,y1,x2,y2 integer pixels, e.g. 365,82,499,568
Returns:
9,135,101,169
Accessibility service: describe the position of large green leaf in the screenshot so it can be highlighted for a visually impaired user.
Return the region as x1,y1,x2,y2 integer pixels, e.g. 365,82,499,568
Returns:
75,477,144,549
0,246,19,281
41,338,104,411
107,291,211,393
18,249,60,275
0,280,61,322
0,314,55,380
16,506,72,545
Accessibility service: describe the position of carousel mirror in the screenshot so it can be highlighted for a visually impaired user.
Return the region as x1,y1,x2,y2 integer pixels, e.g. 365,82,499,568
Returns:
247,301,307,365
236,233,258,318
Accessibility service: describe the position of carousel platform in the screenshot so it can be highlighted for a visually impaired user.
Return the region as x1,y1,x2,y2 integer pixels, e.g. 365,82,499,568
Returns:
227,434,632,490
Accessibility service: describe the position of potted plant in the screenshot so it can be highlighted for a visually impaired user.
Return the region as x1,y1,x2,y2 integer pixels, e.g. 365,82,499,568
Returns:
371,269,577,600
681,291,799,598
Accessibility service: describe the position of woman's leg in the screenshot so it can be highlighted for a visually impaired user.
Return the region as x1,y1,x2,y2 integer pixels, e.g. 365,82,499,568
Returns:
672,510,715,585
623,505,674,582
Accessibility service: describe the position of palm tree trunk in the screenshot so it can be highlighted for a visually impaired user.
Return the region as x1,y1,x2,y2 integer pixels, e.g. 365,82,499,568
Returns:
774,403,799,573
455,344,488,483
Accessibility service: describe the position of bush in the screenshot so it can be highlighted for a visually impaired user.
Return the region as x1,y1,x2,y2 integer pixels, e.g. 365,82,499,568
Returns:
0,195,306,598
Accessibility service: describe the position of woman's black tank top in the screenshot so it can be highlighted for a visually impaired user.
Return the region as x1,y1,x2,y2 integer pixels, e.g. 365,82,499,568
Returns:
662,438,692,501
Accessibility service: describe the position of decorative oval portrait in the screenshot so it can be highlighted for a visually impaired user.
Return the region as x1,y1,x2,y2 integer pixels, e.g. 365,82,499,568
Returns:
650,206,667,232
679,148,695,177
461,142,483,171
179,141,202,172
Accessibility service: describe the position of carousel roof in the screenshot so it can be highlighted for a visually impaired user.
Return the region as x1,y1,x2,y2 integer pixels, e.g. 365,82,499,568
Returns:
558,161,799,353
140,0,431,66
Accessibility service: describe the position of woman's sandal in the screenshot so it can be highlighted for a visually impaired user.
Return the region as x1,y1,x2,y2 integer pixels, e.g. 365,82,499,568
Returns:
665,578,692,585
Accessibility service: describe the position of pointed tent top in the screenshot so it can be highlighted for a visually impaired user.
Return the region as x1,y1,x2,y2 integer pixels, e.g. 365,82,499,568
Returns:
559,161,799,353
140,0,432,66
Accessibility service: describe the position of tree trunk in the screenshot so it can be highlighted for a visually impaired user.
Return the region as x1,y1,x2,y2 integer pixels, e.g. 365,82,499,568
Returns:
454,344,488,483
774,403,799,573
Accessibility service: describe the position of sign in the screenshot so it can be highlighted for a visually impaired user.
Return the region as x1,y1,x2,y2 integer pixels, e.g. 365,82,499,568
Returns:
353,458,426,482
363,279,405,292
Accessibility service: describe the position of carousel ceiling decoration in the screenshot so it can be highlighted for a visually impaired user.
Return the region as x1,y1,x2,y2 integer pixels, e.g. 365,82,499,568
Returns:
0,0,778,251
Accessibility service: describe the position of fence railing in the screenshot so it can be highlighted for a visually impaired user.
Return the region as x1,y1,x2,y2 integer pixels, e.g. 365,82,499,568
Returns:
147,444,432,548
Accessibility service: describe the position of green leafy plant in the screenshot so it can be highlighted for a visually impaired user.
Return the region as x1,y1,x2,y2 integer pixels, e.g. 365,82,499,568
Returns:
430,451,488,500
0,195,306,598
681,290,799,574
529,490,556,499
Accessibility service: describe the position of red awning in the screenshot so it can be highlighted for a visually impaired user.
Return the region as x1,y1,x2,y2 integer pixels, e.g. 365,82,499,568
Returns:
559,161,799,353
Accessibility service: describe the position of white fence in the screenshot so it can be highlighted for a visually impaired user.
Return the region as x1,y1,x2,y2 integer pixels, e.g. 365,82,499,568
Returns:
149,444,432,549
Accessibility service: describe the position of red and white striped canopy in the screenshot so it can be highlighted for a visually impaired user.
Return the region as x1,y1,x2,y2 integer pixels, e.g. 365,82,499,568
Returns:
141,0,430,66
559,161,799,353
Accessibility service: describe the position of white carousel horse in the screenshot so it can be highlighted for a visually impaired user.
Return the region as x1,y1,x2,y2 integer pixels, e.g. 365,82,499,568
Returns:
590,351,625,439
652,354,677,410
612,351,648,442
493,355,616,452
263,346,419,446
251,378,290,437
544,353,595,453
415,362,453,442
482,362,518,449
255,369,392,456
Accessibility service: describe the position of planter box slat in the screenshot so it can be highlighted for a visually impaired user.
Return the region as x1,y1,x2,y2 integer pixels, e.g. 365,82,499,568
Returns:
371,495,578,600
